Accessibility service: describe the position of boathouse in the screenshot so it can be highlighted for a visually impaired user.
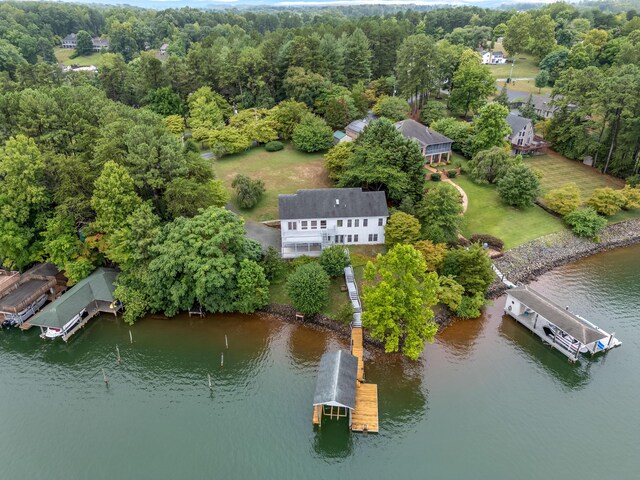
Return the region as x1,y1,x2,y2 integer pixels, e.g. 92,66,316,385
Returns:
504,286,620,361
26,268,121,341
312,350,358,426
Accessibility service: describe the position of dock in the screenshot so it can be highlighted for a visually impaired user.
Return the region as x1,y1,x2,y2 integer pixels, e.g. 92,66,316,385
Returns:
351,382,378,432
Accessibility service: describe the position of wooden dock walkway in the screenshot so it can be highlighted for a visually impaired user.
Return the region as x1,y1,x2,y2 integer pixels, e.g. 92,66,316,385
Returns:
61,305,98,342
351,327,365,382
350,325,379,433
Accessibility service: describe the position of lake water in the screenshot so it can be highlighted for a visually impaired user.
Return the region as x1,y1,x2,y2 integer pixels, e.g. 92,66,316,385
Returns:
1,245,639,479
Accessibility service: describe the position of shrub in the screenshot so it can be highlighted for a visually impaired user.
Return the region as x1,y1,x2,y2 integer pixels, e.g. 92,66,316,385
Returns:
497,164,541,208
564,207,607,238
587,187,626,216
439,244,494,297
455,293,486,319
292,113,333,152
621,185,640,210
335,302,355,325
543,183,582,215
290,255,317,270
430,173,441,181
232,174,266,209
469,234,504,251
447,169,457,178
384,212,421,246
260,246,284,280
286,263,330,315
626,175,640,188
319,245,350,277
413,240,448,271
265,141,284,152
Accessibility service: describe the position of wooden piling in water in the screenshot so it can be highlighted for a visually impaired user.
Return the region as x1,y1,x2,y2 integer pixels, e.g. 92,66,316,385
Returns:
129,330,133,344
225,334,228,349
102,368,109,386
220,352,224,367
116,345,121,364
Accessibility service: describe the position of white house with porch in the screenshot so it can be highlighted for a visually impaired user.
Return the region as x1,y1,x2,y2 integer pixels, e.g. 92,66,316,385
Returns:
395,119,454,165
480,50,507,64
279,188,388,258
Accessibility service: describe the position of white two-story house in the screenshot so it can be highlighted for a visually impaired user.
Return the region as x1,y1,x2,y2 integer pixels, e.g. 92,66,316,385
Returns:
480,50,507,64
279,188,389,258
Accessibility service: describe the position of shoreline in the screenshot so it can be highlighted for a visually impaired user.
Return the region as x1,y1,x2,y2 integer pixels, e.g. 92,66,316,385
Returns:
262,218,640,346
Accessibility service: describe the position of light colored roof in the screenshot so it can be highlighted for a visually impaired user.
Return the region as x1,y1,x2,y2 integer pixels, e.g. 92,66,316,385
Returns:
346,119,367,133
506,114,531,137
313,350,358,409
279,188,388,220
62,33,77,42
395,119,453,147
507,286,607,345
333,131,346,139
92,38,110,47
28,268,117,329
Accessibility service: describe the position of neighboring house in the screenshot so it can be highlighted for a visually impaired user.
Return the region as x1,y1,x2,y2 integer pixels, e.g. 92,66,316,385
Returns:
60,33,110,51
395,119,454,164
279,188,388,258
506,113,548,155
480,50,507,64
345,119,368,140
160,43,169,55
333,130,352,145
531,94,557,119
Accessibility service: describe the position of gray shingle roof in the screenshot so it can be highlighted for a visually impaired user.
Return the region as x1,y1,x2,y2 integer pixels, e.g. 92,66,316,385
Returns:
506,114,531,137
395,119,453,148
279,188,388,220
346,119,367,134
313,350,358,409
508,286,607,345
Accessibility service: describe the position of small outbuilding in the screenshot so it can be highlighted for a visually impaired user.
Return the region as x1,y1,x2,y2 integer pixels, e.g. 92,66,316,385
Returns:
312,350,358,426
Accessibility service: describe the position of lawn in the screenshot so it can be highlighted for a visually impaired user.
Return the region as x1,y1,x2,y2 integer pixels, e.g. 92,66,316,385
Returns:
495,79,552,96
54,47,106,67
213,143,331,222
453,175,565,249
525,153,624,198
487,44,541,79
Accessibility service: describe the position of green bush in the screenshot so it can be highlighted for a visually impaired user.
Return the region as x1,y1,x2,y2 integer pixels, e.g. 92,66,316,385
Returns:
290,255,317,270
447,169,457,178
430,173,441,181
543,183,582,215
260,246,284,280
286,263,330,315
497,164,541,208
335,302,355,325
469,234,504,250
455,293,486,319
232,174,266,209
319,245,350,277
265,141,284,152
587,187,627,216
564,207,607,238
627,175,640,188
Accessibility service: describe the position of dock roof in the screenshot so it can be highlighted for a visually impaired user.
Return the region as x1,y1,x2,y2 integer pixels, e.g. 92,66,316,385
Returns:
0,278,54,313
28,268,117,329
313,350,358,409
507,286,607,345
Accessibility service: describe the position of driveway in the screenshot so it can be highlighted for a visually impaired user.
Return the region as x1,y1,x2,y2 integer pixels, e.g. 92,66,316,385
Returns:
226,203,281,251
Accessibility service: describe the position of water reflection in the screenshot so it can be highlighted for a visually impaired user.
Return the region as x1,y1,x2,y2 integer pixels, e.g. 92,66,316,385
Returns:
312,419,354,459
498,314,592,391
287,323,331,367
435,315,487,361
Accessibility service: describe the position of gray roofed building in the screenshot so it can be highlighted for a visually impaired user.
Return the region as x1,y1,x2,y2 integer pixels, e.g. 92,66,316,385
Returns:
313,350,358,409
345,119,368,139
395,119,454,164
279,188,388,220
506,113,531,138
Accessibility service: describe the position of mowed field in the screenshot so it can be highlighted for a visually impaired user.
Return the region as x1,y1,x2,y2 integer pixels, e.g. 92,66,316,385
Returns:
54,47,106,66
486,43,541,78
213,143,331,222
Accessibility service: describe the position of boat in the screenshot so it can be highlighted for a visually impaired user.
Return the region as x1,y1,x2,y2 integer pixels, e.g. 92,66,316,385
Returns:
1,294,48,329
44,308,87,339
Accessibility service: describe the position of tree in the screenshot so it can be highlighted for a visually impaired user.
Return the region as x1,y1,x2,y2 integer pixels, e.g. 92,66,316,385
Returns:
343,28,372,86
0,135,50,269
286,262,330,315
164,179,229,218
208,127,252,156
497,164,541,208
164,115,185,136
439,243,494,297
235,259,270,314
75,30,93,56
431,117,474,156
324,142,354,181
495,84,510,107
587,188,626,216
449,50,495,118
187,86,227,134
467,147,515,184
292,113,333,153
145,87,184,116
319,245,350,277
437,275,465,312
503,12,532,58
269,100,308,140
471,103,510,154
0,39,27,79
529,14,556,60
372,96,410,121
395,34,439,115
384,212,421,246
420,101,448,126
519,94,537,120
456,293,486,319
543,183,582,215
414,240,448,271
91,161,142,236
323,94,358,129
362,244,439,360
535,70,550,93
564,207,607,238
416,183,463,244
232,174,266,209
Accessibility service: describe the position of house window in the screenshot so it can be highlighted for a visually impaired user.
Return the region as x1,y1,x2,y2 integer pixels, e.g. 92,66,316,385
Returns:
368,234,373,242
287,222,297,230
347,219,352,228
337,220,343,227
373,234,378,242
347,235,352,243
378,218,384,227
327,236,331,242
354,219,360,228
363,219,368,227
354,234,358,243
517,139,523,146
311,220,317,229
301,221,308,230
320,220,327,229
337,235,344,243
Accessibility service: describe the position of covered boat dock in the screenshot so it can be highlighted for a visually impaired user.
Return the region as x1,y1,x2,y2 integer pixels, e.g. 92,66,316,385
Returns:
312,350,358,426
504,286,621,361
25,268,121,342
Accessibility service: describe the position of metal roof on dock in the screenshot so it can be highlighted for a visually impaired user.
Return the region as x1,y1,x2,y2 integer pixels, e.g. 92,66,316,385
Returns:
507,286,606,345
313,350,358,410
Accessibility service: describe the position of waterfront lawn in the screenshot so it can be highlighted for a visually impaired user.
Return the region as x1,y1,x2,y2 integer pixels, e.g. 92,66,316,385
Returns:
54,47,105,67
525,153,624,198
453,175,565,249
214,144,331,222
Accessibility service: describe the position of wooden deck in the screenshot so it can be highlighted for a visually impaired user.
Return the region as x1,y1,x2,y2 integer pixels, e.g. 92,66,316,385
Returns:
351,383,379,433
312,405,321,426
351,327,365,381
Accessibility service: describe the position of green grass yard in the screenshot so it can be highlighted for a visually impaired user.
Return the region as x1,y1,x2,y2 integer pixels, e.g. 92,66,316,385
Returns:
213,144,331,222
54,47,106,67
453,175,565,249
487,44,541,79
